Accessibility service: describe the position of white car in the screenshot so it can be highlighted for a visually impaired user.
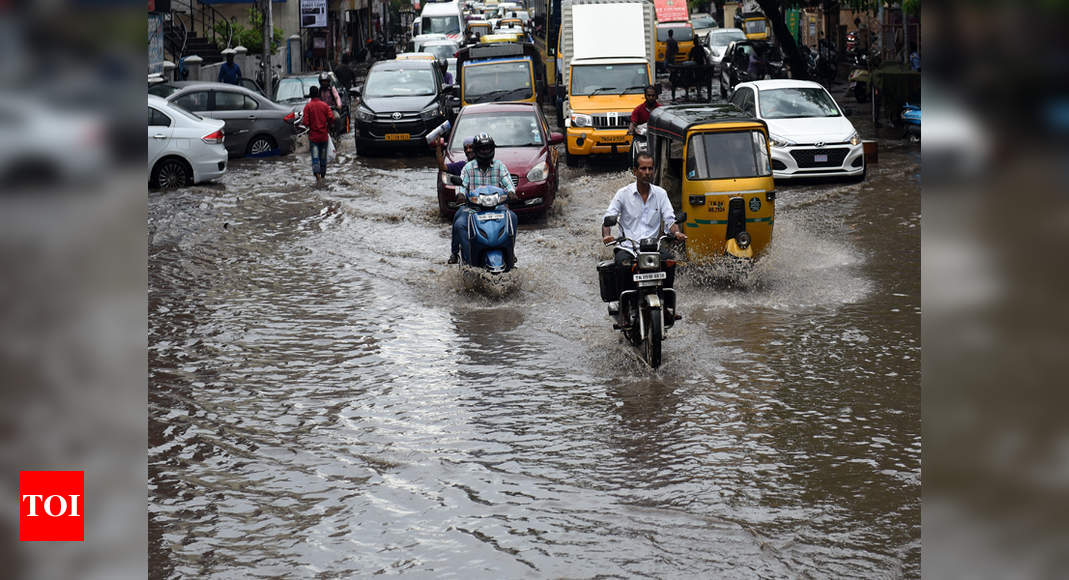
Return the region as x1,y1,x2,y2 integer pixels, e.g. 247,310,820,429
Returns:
412,33,448,53
703,27,746,69
729,80,865,180
148,94,228,188
690,12,718,39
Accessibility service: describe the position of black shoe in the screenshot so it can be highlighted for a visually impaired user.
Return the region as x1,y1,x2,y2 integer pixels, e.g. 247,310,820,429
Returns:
447,253,459,264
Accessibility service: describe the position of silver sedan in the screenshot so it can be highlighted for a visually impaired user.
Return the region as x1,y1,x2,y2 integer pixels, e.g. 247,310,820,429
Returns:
165,82,300,158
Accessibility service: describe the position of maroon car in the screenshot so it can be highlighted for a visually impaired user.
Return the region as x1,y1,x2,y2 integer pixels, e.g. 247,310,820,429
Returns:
437,102,564,217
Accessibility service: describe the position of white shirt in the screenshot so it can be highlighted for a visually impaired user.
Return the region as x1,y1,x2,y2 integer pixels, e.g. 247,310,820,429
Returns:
603,182,677,249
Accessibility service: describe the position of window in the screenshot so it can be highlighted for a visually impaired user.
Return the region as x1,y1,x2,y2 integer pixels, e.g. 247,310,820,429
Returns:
450,112,543,151
685,130,771,180
463,61,533,102
729,87,750,111
757,87,841,119
657,26,694,42
364,68,436,97
148,107,171,127
214,90,248,111
173,91,209,112
422,15,460,35
570,63,649,96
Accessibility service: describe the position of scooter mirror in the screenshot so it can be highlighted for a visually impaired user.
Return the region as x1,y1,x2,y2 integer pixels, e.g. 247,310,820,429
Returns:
603,215,618,228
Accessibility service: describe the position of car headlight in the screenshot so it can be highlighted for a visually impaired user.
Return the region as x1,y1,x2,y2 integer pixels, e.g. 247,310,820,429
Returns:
768,133,795,148
848,130,860,146
526,161,548,182
420,104,440,121
571,113,592,128
355,105,375,122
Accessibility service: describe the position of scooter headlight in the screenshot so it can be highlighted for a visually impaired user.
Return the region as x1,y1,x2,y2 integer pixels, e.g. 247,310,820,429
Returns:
848,130,860,146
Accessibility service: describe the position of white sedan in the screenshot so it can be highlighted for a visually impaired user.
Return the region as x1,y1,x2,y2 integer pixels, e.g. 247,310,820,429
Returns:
148,94,228,188
729,79,865,180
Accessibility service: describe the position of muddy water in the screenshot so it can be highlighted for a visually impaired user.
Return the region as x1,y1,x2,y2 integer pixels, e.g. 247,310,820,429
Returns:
149,108,920,577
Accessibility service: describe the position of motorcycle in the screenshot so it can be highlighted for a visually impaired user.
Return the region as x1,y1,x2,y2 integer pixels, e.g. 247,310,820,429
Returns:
848,66,870,103
461,185,517,274
598,214,685,369
901,103,921,141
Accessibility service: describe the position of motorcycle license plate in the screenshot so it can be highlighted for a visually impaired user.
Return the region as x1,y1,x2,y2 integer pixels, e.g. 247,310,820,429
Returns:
599,135,628,144
476,212,504,221
385,133,410,141
814,153,828,162
633,272,666,282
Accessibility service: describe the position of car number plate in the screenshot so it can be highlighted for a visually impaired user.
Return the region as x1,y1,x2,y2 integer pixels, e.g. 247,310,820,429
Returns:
633,272,666,282
385,133,410,141
814,153,828,162
476,212,504,221
599,135,628,144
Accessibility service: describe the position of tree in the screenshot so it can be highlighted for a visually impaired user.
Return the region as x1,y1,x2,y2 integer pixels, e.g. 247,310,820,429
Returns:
754,0,810,80
214,7,283,54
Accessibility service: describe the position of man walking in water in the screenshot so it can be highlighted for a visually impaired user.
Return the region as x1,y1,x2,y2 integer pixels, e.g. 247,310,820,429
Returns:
301,85,334,188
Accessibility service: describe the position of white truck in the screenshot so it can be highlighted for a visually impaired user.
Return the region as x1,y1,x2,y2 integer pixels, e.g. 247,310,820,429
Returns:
556,0,656,166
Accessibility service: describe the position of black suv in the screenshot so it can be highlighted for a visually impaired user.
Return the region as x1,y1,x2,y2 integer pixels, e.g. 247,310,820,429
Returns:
718,40,785,98
352,59,452,154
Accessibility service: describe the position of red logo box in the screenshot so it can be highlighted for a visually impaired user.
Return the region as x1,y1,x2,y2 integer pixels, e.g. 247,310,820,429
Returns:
20,471,84,542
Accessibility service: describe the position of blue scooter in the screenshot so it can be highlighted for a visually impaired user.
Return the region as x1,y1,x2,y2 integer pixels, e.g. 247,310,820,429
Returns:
462,185,517,274
902,103,921,141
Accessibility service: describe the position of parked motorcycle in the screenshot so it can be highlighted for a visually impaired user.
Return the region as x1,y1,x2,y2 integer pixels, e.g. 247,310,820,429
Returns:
598,214,684,369
848,66,870,103
461,185,517,274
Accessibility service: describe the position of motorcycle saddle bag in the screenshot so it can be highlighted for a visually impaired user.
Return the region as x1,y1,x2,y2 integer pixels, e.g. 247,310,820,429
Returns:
597,260,618,302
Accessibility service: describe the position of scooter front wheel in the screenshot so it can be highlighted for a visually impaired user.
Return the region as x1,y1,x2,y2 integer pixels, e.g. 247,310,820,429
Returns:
644,309,663,368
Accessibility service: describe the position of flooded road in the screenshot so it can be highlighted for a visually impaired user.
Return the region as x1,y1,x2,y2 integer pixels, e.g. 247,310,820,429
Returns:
149,101,920,577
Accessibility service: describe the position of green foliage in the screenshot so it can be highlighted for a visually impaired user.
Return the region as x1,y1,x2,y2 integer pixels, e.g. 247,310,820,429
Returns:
214,7,284,54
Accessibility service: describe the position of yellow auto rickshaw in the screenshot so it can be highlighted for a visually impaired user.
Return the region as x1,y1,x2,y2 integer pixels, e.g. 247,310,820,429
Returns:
734,11,772,41
646,104,775,262
480,32,522,44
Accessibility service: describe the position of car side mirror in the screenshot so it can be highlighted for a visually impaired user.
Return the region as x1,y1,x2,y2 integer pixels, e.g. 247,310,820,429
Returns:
352,85,362,97
442,83,453,93
603,215,618,228
549,132,564,145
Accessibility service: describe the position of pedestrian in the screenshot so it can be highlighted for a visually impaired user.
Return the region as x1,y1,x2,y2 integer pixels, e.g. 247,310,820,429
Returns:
601,152,687,315
301,85,334,188
435,136,475,177
629,85,659,135
665,29,679,67
450,134,517,266
217,49,242,85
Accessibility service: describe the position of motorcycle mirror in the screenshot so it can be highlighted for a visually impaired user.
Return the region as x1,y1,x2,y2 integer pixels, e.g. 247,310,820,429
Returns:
676,211,687,224
603,215,618,228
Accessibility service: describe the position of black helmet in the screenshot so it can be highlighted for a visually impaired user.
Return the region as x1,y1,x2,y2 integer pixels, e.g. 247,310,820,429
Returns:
318,72,331,85
472,132,495,162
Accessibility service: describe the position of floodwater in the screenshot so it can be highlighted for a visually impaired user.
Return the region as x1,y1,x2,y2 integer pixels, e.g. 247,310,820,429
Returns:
149,101,920,577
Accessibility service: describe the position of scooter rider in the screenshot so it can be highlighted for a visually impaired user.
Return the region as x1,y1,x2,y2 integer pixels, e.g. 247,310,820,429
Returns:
318,72,343,134
451,133,518,266
601,152,686,308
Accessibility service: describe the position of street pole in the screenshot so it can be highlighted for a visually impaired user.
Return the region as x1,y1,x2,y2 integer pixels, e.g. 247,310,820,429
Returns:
263,0,273,74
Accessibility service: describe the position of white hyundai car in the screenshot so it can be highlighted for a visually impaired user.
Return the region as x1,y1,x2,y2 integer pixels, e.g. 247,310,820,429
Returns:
148,94,228,188
729,79,865,180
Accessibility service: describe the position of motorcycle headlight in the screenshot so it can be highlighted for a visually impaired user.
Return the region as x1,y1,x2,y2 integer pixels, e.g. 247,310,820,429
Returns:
638,253,660,270
420,104,440,121
355,105,375,122
571,113,592,128
768,133,795,148
634,124,647,136
526,161,548,182
848,130,860,146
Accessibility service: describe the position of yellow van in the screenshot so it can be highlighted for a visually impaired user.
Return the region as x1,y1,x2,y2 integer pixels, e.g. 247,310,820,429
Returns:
647,104,775,262
655,22,695,68
456,42,546,107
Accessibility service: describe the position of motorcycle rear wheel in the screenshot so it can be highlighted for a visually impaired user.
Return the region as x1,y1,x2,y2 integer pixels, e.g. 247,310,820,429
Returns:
645,309,663,368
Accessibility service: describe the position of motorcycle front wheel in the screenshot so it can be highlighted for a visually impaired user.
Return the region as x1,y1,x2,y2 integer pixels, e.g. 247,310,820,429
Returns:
644,309,663,368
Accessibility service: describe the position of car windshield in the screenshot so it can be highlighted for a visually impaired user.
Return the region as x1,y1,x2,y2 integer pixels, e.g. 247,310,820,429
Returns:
758,87,841,119
744,19,767,35
691,15,715,28
365,68,437,97
423,15,461,35
450,111,543,151
463,60,533,102
423,43,458,60
570,64,648,96
709,29,746,47
686,130,771,180
276,77,317,101
657,26,693,41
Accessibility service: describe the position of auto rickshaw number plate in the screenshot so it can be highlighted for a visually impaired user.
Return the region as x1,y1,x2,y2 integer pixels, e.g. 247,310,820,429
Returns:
385,133,410,141
633,272,666,282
